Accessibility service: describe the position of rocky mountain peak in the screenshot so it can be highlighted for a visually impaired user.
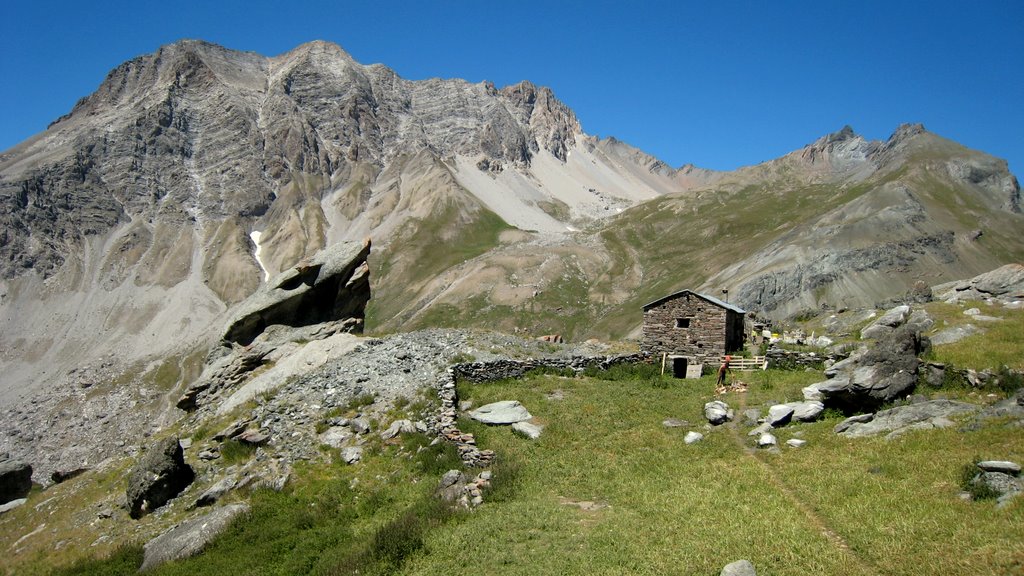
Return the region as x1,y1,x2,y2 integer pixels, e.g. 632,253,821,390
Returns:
888,122,927,144
498,80,581,161
794,124,877,173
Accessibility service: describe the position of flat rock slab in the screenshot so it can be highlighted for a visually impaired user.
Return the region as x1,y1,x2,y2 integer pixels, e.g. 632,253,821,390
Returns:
757,433,777,448
469,401,532,425
930,324,980,345
217,333,362,415
0,498,26,514
662,418,689,428
838,400,980,438
684,431,704,444
141,503,250,572
978,461,1021,475
786,439,807,448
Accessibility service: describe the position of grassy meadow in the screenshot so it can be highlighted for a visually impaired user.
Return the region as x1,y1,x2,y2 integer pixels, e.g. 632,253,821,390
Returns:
31,363,1024,576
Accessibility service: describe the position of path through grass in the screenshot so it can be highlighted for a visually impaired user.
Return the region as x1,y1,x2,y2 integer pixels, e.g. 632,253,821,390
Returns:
400,369,1023,575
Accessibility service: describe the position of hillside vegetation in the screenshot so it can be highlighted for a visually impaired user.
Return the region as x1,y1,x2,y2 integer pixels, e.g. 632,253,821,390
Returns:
28,356,1023,576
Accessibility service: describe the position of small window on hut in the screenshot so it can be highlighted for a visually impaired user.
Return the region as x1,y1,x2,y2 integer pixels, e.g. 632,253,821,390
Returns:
675,318,691,329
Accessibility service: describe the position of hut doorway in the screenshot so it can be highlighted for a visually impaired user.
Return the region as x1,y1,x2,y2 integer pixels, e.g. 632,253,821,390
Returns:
672,357,688,378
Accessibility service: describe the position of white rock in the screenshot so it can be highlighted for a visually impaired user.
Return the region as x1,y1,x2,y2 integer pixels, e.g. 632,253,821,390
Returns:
380,419,417,440
468,400,532,424
684,431,704,444
802,382,825,401
786,439,807,448
339,446,363,464
512,421,543,440
704,400,732,425
757,433,777,448
790,401,825,422
978,460,1021,475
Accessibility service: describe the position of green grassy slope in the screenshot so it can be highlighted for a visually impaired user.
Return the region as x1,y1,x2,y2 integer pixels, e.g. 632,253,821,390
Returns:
40,367,1023,575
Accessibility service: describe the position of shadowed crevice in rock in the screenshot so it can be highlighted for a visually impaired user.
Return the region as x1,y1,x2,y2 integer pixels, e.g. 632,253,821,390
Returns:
222,238,371,346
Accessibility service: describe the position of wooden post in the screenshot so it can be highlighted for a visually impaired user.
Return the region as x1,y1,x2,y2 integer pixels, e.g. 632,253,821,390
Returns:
661,352,667,376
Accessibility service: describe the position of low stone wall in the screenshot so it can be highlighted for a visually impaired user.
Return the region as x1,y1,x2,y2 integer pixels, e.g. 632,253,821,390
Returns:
433,354,648,467
765,347,849,370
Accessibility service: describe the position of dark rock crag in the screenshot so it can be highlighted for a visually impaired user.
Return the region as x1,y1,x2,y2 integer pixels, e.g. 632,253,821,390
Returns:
126,437,194,519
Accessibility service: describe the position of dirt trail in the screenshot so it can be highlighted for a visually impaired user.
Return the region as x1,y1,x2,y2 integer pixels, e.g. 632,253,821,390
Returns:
727,391,881,575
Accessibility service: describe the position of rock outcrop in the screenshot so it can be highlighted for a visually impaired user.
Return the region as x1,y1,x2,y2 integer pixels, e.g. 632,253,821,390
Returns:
808,323,929,411
932,264,1024,305
222,239,371,346
127,437,194,519
835,400,979,438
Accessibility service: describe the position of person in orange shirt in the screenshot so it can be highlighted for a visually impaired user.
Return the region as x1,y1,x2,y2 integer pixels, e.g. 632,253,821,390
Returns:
716,355,731,388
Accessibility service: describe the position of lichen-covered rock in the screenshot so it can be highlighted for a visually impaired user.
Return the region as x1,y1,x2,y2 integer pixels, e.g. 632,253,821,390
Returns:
127,437,194,519
140,503,249,571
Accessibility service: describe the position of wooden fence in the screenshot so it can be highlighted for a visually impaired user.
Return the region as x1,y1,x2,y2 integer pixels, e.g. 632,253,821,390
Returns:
723,356,767,371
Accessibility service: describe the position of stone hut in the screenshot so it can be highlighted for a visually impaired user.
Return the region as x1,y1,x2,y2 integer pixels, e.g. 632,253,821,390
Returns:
642,290,745,377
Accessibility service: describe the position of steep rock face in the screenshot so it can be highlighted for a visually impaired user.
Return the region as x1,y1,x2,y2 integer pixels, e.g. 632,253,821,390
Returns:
0,40,588,285
0,39,612,402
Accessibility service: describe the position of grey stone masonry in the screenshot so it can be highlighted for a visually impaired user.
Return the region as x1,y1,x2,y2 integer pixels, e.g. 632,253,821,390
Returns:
641,290,744,364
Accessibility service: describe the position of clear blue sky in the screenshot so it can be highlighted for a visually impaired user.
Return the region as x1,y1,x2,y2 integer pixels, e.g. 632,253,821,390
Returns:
2,1,1022,173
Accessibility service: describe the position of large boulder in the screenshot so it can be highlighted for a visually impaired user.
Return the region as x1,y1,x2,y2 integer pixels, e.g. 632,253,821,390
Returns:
140,503,249,572
0,460,33,504
222,239,371,346
127,437,195,519
815,325,928,411
704,400,734,426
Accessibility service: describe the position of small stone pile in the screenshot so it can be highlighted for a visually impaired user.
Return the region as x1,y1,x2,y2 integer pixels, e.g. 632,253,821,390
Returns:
436,469,492,508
